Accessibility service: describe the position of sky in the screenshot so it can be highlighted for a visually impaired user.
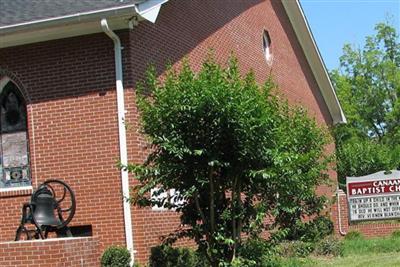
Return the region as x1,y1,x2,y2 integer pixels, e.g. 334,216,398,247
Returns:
300,0,400,71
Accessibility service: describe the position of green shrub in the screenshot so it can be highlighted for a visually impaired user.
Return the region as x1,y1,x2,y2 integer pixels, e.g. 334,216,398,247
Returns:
314,236,343,257
283,216,333,243
301,216,333,242
240,238,269,261
238,238,280,267
131,54,332,265
307,216,334,241
391,230,400,238
278,241,314,258
230,257,258,267
344,231,364,240
149,245,205,267
230,256,284,267
101,246,131,267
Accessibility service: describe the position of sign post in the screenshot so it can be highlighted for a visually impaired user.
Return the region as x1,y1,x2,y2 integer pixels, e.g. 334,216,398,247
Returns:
346,170,400,222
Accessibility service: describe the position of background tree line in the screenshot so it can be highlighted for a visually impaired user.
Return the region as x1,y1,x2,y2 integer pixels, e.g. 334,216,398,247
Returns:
331,21,400,188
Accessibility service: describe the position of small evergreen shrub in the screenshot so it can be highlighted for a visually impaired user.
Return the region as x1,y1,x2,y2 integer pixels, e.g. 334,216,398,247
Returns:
314,236,343,257
344,231,363,240
149,245,205,267
101,246,131,267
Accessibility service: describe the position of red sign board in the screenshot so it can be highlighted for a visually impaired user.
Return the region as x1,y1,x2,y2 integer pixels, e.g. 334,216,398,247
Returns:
347,171,400,221
348,179,400,196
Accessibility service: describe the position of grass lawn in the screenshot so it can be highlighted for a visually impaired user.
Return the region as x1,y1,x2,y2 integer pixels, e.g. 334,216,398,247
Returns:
280,253,400,267
280,234,400,267
312,252,400,266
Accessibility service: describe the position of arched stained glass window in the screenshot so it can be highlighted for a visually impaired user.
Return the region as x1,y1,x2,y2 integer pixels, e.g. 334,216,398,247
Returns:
0,80,30,189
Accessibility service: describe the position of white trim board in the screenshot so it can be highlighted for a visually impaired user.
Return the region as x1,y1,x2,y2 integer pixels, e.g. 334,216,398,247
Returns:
282,0,346,124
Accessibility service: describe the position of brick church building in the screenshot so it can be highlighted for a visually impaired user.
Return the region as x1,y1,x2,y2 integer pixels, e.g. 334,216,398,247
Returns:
0,0,345,265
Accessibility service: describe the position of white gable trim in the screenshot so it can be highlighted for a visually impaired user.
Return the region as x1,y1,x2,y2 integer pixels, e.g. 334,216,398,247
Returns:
282,0,346,124
135,0,169,23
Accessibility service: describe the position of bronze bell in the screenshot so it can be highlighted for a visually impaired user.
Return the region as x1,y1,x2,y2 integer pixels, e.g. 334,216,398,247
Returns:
32,187,61,226
15,179,76,241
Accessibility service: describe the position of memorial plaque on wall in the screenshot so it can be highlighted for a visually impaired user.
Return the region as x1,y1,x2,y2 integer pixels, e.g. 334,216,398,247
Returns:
347,170,400,222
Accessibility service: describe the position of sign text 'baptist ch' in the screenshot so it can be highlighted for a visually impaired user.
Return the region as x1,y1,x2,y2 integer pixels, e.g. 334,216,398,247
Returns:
347,170,400,222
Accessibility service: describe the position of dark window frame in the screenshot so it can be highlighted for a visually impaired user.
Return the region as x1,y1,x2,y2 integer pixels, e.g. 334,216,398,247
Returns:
0,80,31,189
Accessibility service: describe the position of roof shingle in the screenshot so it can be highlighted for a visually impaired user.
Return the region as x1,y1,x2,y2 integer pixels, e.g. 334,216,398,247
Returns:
0,0,143,27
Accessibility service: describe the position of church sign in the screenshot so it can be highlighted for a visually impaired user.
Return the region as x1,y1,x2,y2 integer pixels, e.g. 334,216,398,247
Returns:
347,170,400,222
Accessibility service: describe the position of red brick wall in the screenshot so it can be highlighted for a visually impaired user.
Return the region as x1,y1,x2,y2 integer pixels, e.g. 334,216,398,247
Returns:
0,33,131,251
1,0,338,265
0,237,99,267
126,0,332,125
333,190,400,237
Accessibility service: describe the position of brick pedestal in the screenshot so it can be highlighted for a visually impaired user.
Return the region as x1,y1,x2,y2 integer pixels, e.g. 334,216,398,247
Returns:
0,236,100,267
333,190,400,237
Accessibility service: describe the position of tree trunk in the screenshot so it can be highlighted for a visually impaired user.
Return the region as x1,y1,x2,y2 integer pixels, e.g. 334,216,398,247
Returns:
209,167,217,267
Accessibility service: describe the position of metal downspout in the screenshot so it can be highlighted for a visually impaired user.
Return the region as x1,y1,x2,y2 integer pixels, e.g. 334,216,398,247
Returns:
337,186,347,236
101,18,135,264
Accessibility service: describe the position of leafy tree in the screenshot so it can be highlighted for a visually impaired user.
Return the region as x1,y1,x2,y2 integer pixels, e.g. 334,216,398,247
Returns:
127,55,332,266
331,21,400,186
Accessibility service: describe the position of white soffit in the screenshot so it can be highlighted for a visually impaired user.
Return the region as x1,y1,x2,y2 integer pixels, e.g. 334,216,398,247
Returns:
281,0,346,124
135,0,169,23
